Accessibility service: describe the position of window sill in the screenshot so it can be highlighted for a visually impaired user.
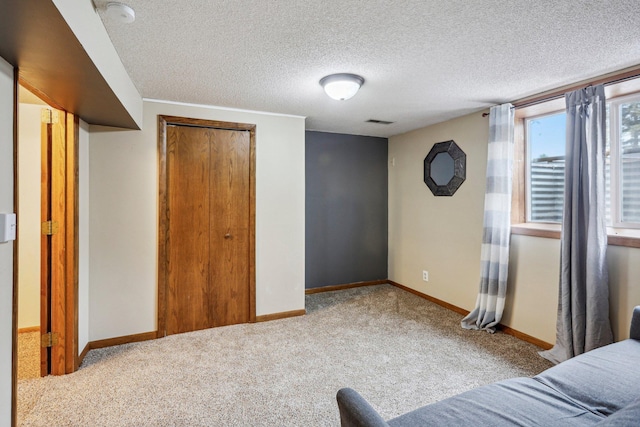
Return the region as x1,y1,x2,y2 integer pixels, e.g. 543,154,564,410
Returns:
511,223,640,248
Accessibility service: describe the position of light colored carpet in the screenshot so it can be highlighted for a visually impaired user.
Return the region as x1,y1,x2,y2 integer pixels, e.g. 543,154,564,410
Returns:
18,331,40,380
17,284,552,426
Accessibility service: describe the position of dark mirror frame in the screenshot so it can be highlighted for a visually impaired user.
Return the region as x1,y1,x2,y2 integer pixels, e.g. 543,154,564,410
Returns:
423,140,466,196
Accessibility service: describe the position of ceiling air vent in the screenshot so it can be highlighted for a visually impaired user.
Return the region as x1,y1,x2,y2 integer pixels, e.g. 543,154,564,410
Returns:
366,119,394,125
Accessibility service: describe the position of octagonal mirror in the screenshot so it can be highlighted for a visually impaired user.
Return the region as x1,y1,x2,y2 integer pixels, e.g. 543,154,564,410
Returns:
424,140,466,196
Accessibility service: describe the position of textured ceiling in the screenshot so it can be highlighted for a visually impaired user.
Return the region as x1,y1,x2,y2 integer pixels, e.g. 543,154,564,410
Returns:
94,0,640,137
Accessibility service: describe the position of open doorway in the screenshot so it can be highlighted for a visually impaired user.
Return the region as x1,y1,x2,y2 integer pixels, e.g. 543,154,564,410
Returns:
15,81,79,381
16,85,47,380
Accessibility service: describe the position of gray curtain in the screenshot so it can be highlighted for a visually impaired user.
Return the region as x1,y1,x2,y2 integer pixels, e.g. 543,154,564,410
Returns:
540,85,613,364
462,103,514,332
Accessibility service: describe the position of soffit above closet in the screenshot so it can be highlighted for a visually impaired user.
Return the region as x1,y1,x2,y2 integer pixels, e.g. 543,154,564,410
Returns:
0,0,141,129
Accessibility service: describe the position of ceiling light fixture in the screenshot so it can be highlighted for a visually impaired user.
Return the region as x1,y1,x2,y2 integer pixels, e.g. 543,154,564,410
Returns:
319,73,365,101
106,2,136,24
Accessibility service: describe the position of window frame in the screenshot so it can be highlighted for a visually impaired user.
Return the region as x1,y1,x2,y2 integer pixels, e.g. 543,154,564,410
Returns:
511,80,640,248
608,92,640,230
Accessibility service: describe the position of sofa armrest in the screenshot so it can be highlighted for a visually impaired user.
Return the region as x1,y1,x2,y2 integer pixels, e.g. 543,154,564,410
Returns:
631,306,640,340
336,388,390,427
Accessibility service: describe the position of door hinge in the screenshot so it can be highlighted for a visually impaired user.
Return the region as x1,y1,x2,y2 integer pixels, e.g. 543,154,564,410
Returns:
41,108,59,124
41,332,59,348
41,220,59,235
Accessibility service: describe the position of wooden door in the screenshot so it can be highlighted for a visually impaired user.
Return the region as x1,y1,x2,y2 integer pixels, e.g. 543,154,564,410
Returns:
163,122,253,335
40,107,68,376
39,108,53,376
39,106,78,376
208,128,251,327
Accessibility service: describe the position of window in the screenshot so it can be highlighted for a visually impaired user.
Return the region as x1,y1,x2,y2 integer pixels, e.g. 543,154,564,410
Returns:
526,112,565,223
522,93,640,229
611,95,640,226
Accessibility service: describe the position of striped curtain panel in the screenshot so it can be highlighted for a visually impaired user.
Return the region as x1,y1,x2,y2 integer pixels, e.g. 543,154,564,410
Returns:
462,103,514,333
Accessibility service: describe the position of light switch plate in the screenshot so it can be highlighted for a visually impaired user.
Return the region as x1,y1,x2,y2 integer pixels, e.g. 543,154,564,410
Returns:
0,213,16,243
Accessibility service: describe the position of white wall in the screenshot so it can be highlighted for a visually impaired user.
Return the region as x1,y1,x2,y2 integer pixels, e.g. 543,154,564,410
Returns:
17,103,42,329
389,112,488,311
389,110,640,344
0,55,15,426
78,119,90,354
505,235,559,343
607,244,640,341
88,100,305,341
505,235,640,343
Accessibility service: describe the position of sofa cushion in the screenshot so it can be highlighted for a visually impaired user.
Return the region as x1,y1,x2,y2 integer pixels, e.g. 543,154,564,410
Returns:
594,397,640,426
387,377,604,427
534,339,640,416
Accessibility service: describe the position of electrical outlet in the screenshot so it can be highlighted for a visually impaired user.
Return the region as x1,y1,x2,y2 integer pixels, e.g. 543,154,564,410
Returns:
422,270,429,282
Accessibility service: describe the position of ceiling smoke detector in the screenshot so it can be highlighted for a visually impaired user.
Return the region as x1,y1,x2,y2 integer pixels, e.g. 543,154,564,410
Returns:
106,2,136,23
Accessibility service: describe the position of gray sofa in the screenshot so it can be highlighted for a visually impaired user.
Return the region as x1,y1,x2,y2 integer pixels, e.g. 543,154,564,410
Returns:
337,306,640,426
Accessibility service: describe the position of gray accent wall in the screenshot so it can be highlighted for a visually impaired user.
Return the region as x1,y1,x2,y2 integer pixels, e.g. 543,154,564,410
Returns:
306,131,388,289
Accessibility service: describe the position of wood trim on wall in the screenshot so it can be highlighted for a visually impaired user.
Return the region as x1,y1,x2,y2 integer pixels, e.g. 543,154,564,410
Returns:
88,331,158,351
388,280,553,350
511,114,526,224
499,325,552,350
157,115,257,335
77,331,158,367
156,116,168,337
511,224,561,240
513,64,640,109
608,234,640,248
17,326,40,334
39,105,50,378
248,126,256,323
65,113,79,373
77,342,90,366
512,223,640,249
255,310,306,323
77,309,306,363
388,281,470,316
67,281,554,375
49,108,67,376
305,280,388,295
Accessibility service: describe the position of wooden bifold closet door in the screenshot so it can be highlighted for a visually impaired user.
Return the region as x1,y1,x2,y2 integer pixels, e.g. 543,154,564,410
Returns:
165,123,252,335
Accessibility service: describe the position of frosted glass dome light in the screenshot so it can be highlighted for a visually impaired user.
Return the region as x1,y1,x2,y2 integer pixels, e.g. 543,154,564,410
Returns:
320,74,365,101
